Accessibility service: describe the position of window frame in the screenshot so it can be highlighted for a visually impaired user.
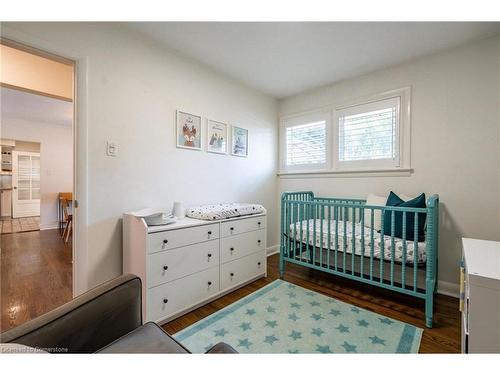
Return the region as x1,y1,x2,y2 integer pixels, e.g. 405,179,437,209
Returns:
278,87,411,176
279,109,332,173
333,95,402,171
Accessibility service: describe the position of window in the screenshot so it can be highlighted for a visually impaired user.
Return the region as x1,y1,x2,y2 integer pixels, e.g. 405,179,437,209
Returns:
334,96,401,169
281,110,330,172
279,87,410,175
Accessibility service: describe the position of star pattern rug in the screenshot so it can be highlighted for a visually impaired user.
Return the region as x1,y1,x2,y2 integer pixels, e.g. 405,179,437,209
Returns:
173,280,422,353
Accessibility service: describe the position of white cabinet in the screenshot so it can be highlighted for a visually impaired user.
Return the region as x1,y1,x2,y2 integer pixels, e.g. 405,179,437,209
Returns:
123,213,267,324
461,238,500,353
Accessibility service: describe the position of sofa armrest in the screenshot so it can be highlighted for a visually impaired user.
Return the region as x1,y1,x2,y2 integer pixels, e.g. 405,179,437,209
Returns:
205,342,238,354
0,274,142,353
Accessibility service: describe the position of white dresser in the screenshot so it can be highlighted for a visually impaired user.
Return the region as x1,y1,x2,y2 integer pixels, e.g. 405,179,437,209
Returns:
461,238,500,353
123,213,267,324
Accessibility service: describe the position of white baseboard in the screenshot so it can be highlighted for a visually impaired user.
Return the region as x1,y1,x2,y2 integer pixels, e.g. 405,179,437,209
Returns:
39,223,59,231
437,280,460,298
266,245,279,256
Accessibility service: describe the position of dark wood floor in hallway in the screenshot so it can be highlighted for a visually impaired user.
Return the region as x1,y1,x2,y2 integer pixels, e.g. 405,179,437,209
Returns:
0,229,72,332
163,254,461,353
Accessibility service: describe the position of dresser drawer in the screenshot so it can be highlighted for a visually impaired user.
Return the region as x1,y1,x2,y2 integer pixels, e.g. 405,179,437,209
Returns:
220,250,266,291
220,229,266,263
147,266,219,322
147,239,220,288
148,223,219,254
220,215,266,237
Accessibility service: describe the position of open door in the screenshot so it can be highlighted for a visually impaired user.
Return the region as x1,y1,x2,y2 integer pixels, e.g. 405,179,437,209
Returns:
12,150,41,218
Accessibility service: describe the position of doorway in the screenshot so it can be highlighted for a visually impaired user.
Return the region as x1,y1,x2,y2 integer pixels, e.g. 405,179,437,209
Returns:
0,39,76,332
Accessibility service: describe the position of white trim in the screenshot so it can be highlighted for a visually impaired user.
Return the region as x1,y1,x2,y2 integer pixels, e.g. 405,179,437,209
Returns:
437,280,460,298
278,167,413,178
266,245,280,256
1,27,89,298
39,222,59,230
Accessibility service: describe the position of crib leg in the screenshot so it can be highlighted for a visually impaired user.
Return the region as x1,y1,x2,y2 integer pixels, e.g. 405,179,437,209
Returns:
425,282,434,328
279,249,285,280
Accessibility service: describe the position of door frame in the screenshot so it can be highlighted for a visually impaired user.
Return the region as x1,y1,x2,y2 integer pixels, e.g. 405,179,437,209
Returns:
0,34,89,297
11,150,41,218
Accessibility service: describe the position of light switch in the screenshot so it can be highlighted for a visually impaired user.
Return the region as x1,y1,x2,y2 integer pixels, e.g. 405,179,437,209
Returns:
106,141,118,157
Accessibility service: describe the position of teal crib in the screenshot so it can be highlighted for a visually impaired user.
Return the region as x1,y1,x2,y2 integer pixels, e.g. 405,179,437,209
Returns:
279,191,439,328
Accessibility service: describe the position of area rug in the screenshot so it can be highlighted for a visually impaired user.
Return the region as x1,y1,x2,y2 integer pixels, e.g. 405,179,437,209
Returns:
173,280,422,353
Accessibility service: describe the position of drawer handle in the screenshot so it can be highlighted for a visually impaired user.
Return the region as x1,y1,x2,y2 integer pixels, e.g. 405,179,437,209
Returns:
208,231,212,235
163,239,168,244
208,281,212,286
258,262,261,266
207,253,212,258
258,222,261,226
257,239,262,244
230,247,234,252
163,298,168,304
230,227,234,231
163,265,168,271
230,272,234,277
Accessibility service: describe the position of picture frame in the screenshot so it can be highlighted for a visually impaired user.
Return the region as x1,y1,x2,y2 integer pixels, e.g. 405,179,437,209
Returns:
176,110,202,150
206,119,228,154
231,126,249,157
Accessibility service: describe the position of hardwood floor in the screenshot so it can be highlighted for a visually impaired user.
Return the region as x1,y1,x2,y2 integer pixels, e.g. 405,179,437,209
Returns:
0,229,72,332
163,253,461,353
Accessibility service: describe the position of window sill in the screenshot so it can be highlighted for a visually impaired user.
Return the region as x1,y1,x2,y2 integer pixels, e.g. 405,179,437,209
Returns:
277,167,413,179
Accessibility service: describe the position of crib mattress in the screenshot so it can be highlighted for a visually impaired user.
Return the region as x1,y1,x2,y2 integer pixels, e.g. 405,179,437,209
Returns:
289,219,426,264
186,203,266,221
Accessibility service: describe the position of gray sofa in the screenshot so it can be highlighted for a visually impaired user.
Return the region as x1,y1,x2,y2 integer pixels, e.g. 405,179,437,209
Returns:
0,274,236,354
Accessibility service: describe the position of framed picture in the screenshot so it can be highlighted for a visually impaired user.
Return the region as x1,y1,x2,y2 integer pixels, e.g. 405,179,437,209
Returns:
176,110,202,150
231,126,248,157
206,119,228,154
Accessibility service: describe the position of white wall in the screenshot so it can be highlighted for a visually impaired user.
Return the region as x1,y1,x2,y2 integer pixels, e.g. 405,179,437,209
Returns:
1,23,279,290
279,36,500,290
1,118,73,229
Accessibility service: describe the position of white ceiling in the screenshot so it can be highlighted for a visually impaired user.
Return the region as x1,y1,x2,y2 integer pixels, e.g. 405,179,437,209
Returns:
1,87,73,126
127,22,500,98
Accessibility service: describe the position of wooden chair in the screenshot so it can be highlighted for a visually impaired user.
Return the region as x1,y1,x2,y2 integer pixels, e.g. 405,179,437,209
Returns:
61,198,73,243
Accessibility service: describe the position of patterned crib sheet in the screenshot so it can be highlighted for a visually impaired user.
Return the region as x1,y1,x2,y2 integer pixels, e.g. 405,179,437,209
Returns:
289,219,426,264
186,203,266,221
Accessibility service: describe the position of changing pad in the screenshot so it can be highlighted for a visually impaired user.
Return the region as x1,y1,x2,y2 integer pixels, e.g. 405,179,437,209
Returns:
186,203,266,221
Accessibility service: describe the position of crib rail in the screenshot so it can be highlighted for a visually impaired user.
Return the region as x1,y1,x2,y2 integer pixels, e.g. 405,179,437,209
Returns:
279,191,439,328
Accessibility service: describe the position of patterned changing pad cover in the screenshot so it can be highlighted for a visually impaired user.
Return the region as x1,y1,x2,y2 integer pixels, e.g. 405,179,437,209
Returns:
186,203,266,221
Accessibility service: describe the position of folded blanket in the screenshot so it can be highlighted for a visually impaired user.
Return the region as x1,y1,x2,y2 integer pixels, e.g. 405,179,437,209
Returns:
186,203,266,221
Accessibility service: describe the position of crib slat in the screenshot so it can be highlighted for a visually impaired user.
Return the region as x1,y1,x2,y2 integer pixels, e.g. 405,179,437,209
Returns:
335,206,339,271
370,208,374,281
313,204,317,265
390,210,395,286
402,211,407,289
304,203,311,262
343,207,347,272
413,212,419,292
380,209,385,284
298,203,303,262
292,204,296,259
360,206,365,279
327,206,331,269
320,203,324,268
351,207,356,275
